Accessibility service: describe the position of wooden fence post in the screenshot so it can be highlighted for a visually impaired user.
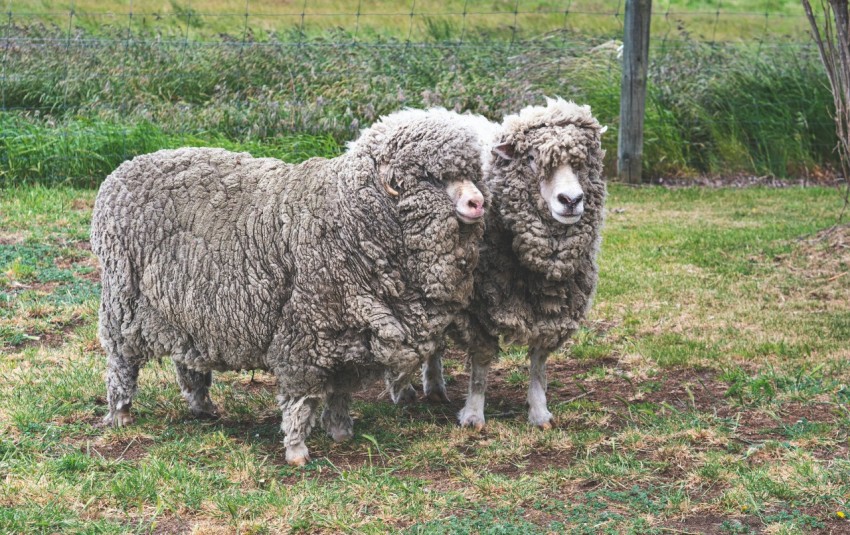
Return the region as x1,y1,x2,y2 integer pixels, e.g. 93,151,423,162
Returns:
618,0,652,183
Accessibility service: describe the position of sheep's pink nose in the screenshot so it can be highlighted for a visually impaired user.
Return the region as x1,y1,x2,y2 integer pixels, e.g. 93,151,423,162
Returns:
456,187,485,223
466,197,483,216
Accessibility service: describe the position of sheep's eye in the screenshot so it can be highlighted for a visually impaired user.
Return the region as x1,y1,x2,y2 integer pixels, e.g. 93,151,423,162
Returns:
424,171,440,185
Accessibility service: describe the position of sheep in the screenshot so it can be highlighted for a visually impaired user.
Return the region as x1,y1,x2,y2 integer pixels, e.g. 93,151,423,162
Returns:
408,98,607,430
90,111,489,465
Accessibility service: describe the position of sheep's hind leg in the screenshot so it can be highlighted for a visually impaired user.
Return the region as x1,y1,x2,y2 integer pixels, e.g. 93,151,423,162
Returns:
279,395,320,466
321,392,354,442
104,351,139,427
174,361,219,420
422,345,449,402
387,370,417,405
527,347,554,429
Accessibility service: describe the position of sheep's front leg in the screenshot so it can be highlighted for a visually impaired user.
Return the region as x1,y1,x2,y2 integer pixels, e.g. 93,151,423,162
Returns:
457,336,499,431
422,346,449,402
104,351,140,427
279,395,320,466
527,347,554,429
457,353,490,431
321,392,354,442
174,361,219,419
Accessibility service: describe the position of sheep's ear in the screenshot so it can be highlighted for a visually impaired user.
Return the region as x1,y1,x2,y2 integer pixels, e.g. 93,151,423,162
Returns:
491,143,516,161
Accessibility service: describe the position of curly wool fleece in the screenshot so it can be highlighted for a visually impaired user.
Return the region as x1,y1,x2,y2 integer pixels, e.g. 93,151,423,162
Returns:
421,98,607,430
473,99,607,349
91,112,487,464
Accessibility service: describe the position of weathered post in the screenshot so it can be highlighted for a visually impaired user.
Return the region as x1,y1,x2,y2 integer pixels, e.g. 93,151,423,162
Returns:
618,0,652,183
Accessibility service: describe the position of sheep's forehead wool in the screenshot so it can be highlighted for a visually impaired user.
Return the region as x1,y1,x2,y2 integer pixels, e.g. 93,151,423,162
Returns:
351,107,500,177
500,98,606,169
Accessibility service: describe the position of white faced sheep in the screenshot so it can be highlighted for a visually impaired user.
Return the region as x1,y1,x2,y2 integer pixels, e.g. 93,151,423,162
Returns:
90,112,488,465
401,98,607,430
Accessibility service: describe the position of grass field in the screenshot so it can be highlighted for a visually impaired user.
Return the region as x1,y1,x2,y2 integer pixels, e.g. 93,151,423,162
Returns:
0,1,837,182
1,183,849,533
5,0,811,41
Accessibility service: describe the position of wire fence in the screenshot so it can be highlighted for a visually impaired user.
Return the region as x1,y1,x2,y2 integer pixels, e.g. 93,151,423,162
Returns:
0,1,836,186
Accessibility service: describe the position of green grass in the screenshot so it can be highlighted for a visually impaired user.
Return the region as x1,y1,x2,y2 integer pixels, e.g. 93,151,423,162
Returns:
4,0,813,41
1,183,849,533
0,114,342,187
0,1,837,184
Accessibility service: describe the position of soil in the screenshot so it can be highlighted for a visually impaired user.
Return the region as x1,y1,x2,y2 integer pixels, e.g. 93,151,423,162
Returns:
85,436,154,461
652,168,841,189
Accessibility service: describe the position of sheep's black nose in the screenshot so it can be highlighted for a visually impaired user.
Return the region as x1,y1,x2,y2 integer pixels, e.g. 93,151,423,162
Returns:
557,193,583,206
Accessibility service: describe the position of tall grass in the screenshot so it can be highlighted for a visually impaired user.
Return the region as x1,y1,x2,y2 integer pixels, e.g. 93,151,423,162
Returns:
0,115,341,188
0,24,836,186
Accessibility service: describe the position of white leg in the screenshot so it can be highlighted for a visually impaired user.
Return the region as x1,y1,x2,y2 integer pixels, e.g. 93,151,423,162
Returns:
279,395,320,466
458,355,490,431
527,347,553,429
104,351,139,427
422,348,449,402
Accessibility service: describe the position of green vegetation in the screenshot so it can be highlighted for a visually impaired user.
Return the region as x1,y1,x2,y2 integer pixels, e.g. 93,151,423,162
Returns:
1,184,848,533
5,0,811,42
1,2,847,532
0,1,835,185
0,25,835,186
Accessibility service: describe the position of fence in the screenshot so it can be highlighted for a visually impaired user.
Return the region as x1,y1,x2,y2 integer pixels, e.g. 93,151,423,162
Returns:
0,1,836,187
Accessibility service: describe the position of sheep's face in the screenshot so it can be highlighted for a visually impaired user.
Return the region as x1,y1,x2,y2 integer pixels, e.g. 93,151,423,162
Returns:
380,167,486,225
446,180,486,224
539,164,584,224
375,116,489,227
492,141,587,226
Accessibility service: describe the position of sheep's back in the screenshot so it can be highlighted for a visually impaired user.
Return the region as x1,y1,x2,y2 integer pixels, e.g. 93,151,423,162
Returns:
92,148,308,369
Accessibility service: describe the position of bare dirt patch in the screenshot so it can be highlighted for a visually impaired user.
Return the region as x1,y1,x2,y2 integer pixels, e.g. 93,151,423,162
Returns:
662,513,761,535
0,232,27,245
71,198,94,212
149,516,193,535
655,168,840,189
10,315,85,350
775,224,850,291
720,401,842,443
85,436,154,461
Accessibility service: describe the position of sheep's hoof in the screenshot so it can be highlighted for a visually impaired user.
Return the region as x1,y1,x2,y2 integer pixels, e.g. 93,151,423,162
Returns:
287,456,309,467
458,412,486,432
393,385,418,405
425,389,450,403
330,429,353,443
538,421,554,431
191,408,220,421
285,444,310,466
104,410,134,428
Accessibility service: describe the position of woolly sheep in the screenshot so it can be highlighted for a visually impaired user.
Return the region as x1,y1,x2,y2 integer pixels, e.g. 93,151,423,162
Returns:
91,111,489,465
405,99,607,430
